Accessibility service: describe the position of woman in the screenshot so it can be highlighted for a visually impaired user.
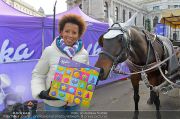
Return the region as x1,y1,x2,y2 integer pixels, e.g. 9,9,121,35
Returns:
31,14,89,113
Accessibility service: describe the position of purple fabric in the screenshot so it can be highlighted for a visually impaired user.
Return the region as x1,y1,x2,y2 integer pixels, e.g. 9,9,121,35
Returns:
0,15,43,27
0,1,44,62
155,23,168,36
0,25,43,62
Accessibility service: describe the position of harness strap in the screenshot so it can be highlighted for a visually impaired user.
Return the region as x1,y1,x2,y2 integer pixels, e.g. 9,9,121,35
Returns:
142,30,151,66
99,51,116,61
151,40,179,87
125,31,166,72
125,59,158,72
126,30,156,72
113,52,176,75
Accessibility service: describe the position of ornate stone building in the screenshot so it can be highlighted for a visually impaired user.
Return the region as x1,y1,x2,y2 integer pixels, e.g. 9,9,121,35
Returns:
67,0,147,28
66,0,180,40
139,0,180,40
3,0,180,39
3,0,45,16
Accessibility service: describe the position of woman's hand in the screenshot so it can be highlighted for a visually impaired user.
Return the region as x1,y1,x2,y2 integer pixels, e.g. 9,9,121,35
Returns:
39,88,59,100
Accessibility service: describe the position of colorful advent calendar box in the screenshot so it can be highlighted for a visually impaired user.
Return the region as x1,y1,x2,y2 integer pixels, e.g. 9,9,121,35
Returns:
49,57,100,107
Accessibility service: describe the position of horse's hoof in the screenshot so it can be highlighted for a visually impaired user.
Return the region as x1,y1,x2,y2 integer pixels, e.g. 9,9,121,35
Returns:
156,111,161,119
147,98,153,105
133,111,139,119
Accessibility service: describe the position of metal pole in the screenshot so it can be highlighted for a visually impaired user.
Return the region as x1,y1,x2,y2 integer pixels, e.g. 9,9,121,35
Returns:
170,25,171,40
163,18,165,36
53,0,57,41
175,25,177,41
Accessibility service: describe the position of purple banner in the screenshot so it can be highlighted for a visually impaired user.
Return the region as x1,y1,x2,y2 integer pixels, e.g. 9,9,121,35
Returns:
0,27,42,63
155,23,168,36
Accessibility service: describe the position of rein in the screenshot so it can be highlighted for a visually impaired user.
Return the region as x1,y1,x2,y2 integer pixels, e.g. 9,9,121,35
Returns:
112,52,176,75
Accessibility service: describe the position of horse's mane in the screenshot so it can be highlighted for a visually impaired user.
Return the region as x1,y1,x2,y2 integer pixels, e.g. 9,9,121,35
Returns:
128,26,146,41
129,26,155,42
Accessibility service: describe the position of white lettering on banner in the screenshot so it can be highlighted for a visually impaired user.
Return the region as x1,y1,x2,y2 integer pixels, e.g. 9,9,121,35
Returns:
87,41,102,56
0,39,34,63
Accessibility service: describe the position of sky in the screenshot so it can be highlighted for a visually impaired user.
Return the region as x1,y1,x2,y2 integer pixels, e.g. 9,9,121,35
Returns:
22,0,67,15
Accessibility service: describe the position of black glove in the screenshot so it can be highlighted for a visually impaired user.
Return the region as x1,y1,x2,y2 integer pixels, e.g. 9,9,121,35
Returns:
39,88,59,100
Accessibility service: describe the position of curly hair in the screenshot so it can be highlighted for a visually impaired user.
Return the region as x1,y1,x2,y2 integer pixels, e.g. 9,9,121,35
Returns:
58,14,86,37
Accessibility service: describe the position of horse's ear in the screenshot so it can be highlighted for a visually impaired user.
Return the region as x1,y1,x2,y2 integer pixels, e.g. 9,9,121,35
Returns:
98,34,104,47
108,17,114,27
120,12,138,28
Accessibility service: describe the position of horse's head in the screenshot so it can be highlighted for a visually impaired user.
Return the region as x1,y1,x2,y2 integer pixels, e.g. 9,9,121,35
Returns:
95,23,130,80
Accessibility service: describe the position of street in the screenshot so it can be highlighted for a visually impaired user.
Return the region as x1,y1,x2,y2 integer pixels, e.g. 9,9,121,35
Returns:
86,79,180,111
36,79,180,119
81,79,180,119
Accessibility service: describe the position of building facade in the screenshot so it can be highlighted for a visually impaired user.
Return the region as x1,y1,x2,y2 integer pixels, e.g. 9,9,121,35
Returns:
67,0,147,28
140,0,180,40
3,0,45,17
66,0,180,40
67,0,147,27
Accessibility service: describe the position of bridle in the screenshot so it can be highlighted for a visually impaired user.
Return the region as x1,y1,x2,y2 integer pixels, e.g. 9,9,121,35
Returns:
99,23,131,71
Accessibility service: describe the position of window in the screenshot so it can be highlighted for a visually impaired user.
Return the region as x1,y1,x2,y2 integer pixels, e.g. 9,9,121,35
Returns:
153,6,159,10
79,4,82,9
174,5,178,8
123,9,125,22
153,16,158,27
143,16,145,26
129,12,131,19
104,2,108,18
168,5,171,9
115,7,118,21
173,32,177,41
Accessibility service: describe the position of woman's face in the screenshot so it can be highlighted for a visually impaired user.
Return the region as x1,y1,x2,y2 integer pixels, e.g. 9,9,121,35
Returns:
60,23,79,46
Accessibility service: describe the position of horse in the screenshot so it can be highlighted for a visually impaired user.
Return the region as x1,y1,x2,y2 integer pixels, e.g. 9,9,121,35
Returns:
95,23,180,117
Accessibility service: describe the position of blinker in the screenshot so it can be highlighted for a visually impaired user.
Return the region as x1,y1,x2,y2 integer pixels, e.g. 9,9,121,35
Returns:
103,23,124,39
